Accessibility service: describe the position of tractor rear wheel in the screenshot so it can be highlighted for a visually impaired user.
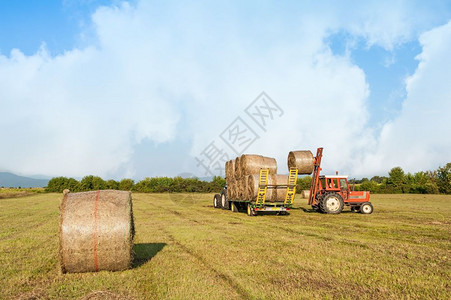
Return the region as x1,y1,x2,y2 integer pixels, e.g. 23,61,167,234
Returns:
360,202,373,214
320,193,344,214
221,193,230,210
213,194,221,208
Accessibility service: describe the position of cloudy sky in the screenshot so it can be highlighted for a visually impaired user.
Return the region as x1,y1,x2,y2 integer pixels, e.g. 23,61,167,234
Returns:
0,0,450,180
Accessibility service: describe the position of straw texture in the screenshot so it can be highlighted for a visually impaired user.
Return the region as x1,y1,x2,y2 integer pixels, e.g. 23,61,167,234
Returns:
59,190,134,273
287,150,314,174
240,154,277,176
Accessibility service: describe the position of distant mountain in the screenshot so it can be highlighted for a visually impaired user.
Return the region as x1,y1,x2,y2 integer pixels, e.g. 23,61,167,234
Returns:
0,172,49,188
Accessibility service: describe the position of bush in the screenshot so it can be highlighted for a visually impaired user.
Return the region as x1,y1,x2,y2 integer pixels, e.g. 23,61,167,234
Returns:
79,175,106,191
119,179,134,191
296,176,312,193
44,162,450,195
46,177,80,193
437,163,451,194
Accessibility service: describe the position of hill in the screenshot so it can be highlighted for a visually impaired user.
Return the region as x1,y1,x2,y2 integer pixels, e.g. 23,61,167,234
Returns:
0,172,49,188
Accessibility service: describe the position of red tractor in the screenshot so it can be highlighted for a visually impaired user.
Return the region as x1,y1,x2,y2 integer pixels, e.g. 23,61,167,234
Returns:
309,148,373,214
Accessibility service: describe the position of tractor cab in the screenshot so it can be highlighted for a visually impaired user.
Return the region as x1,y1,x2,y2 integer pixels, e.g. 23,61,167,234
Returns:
318,175,351,199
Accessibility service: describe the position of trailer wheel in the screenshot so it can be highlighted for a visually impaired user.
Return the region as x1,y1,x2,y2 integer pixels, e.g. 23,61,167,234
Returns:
221,193,230,210
213,194,221,208
247,204,256,216
320,193,344,214
360,202,373,214
231,201,238,212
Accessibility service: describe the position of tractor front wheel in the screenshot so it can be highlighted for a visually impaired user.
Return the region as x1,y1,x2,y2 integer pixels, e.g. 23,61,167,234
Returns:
360,202,373,214
320,193,344,214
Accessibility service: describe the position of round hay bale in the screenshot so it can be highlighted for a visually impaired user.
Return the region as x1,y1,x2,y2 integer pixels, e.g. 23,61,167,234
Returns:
225,160,235,181
228,179,236,200
239,176,250,201
240,154,277,176
248,175,275,202
234,156,242,178
287,150,314,174
301,189,311,199
271,174,289,201
59,190,134,273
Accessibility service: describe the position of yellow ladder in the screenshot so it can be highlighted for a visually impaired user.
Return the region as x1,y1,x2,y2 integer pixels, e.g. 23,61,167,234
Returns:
284,167,298,205
256,168,269,205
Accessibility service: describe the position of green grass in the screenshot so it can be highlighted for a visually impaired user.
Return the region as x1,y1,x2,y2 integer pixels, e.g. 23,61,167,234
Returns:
0,193,449,299
0,187,45,199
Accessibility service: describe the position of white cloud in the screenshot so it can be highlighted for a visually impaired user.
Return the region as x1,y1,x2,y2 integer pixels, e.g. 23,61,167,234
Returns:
0,1,449,179
357,21,451,175
0,5,180,177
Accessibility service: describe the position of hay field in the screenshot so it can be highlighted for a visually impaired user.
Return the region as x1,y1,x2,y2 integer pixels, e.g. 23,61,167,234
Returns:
0,193,449,299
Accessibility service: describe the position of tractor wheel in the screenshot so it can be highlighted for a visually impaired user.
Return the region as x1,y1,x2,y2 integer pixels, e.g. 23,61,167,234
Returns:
213,194,221,208
247,204,256,216
221,193,230,210
231,201,238,212
320,193,344,214
312,205,323,213
360,202,373,214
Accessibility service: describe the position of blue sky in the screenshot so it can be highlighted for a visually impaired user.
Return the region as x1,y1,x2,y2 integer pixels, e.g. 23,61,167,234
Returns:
0,0,450,180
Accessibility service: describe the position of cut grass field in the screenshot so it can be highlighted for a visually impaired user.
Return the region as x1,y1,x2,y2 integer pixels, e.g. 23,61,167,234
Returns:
0,188,44,199
0,193,450,299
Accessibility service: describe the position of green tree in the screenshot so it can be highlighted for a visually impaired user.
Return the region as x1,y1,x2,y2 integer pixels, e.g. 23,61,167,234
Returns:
119,178,134,191
296,176,312,193
46,177,80,192
388,167,406,193
370,176,385,184
359,180,380,193
79,175,105,191
105,179,119,190
208,176,226,192
437,163,451,194
91,176,106,190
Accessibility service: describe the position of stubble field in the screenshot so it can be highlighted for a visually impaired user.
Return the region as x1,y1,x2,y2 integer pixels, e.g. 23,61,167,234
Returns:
0,192,449,299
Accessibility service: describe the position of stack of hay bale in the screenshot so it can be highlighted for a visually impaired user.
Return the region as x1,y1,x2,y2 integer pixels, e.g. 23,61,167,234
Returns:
225,150,315,202
225,154,287,202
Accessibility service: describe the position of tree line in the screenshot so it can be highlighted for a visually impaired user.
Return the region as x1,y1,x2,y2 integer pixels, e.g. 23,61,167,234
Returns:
352,163,450,194
46,175,226,193
46,163,450,194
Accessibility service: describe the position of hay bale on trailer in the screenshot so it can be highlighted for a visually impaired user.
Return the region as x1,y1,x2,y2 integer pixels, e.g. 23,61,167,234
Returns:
59,190,134,273
248,174,290,201
240,154,277,176
271,174,289,201
248,175,274,201
225,159,236,181
240,175,250,201
228,179,237,200
287,150,314,174
301,189,310,199
234,156,242,178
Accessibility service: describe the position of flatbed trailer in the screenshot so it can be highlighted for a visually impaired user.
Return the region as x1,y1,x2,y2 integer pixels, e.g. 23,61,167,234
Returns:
213,168,299,216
